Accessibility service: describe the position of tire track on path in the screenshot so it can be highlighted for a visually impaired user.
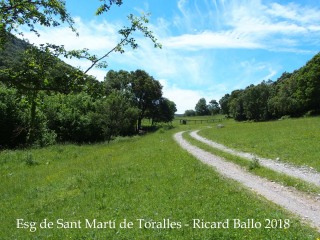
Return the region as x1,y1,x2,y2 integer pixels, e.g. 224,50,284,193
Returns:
190,130,320,188
174,131,320,232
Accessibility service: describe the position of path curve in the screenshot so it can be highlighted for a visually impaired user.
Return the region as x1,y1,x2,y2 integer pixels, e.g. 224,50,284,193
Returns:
190,130,320,187
174,131,320,232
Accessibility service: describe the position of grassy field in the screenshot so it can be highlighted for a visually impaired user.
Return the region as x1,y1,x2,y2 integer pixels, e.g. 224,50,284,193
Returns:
0,123,319,239
183,131,320,195
196,116,320,172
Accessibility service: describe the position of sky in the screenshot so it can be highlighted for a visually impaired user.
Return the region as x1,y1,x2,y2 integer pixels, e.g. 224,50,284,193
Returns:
21,0,320,113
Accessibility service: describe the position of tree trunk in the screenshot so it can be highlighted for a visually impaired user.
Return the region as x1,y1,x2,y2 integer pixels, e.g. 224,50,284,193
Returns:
137,117,142,132
27,90,38,144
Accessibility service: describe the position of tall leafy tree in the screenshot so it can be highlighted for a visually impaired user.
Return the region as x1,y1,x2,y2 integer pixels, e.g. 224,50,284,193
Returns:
149,97,177,124
208,99,220,115
104,69,172,130
184,109,196,117
219,94,230,116
130,69,162,130
228,90,246,121
242,81,272,121
195,98,210,116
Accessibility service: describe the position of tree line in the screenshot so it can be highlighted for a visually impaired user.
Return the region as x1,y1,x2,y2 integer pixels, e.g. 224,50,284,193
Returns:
0,37,176,148
185,53,320,121
184,98,220,116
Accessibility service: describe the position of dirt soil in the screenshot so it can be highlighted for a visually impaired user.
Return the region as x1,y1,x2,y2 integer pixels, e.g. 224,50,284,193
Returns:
174,131,320,232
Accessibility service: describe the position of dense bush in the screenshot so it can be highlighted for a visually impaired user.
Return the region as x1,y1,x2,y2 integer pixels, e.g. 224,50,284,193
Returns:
43,93,106,143
43,91,140,143
0,84,27,148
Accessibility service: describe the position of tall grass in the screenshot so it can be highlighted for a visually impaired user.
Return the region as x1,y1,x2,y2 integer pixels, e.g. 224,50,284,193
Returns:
0,126,318,239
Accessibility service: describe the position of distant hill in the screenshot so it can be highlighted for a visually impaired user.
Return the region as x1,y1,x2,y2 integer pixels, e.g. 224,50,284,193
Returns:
0,35,29,68
0,34,103,96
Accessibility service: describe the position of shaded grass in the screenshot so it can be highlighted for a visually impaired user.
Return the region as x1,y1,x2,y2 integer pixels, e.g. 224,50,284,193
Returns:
197,117,320,171
183,131,320,195
0,127,319,239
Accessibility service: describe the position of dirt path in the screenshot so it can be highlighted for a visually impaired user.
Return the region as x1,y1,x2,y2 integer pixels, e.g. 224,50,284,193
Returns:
190,130,320,187
174,131,320,232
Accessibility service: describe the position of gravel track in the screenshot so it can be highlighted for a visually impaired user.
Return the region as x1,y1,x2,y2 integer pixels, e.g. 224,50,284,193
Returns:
174,131,320,232
190,130,320,187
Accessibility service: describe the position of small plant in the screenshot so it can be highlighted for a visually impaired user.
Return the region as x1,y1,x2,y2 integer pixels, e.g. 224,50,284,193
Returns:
25,153,39,166
248,157,260,170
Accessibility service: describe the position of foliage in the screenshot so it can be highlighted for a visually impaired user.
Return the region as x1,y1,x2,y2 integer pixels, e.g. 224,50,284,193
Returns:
219,93,230,116
150,97,177,124
97,90,140,141
195,98,210,116
228,89,246,121
0,84,27,148
184,109,196,117
208,99,220,115
242,81,272,121
43,92,104,143
0,0,168,148
105,69,165,130
0,0,161,74
0,44,87,143
220,53,320,121
0,0,74,47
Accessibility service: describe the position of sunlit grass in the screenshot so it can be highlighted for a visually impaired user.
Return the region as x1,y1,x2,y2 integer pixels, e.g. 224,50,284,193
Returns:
197,116,320,171
183,131,320,195
0,126,319,238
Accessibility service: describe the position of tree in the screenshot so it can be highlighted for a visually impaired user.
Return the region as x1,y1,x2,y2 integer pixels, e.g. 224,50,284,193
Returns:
184,109,196,117
0,84,27,148
130,70,163,130
228,90,246,121
0,0,162,145
195,98,210,116
242,82,272,121
150,98,177,124
98,91,139,141
208,99,220,115
0,45,86,143
219,94,230,116
104,69,164,130
105,69,132,96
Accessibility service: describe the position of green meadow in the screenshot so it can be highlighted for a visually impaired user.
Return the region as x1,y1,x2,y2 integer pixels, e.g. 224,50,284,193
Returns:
1,120,319,239
197,116,320,171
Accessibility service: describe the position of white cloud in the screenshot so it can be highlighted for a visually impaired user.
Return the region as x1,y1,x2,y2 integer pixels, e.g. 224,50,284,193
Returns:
165,31,262,50
160,79,214,114
169,0,320,52
267,2,320,24
22,18,119,52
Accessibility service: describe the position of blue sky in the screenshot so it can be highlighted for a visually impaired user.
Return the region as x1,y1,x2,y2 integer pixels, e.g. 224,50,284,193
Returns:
22,0,320,113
